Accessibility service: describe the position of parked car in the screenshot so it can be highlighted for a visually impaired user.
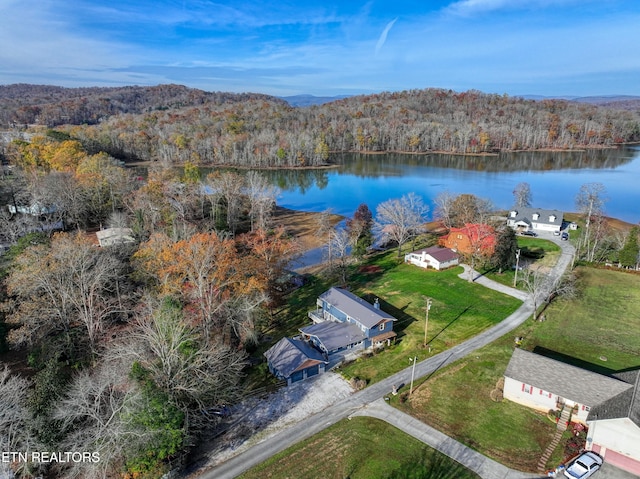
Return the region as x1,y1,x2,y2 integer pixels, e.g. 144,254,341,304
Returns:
561,232,569,241
522,230,537,237
554,230,561,236
563,451,603,478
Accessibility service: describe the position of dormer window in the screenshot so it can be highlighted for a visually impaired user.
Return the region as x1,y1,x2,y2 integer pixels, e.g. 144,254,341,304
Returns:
549,215,556,222
532,213,539,220
510,210,517,218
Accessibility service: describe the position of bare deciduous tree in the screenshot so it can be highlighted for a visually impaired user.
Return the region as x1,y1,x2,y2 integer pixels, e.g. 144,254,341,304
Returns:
434,191,455,230
246,171,279,231
53,362,145,479
513,182,533,208
325,227,351,284
125,299,248,410
448,193,493,228
5,232,125,354
517,266,549,321
376,193,429,257
576,183,608,262
206,171,245,234
1,365,39,478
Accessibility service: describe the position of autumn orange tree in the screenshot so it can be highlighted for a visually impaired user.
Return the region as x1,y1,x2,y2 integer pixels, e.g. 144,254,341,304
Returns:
134,231,266,345
240,226,299,309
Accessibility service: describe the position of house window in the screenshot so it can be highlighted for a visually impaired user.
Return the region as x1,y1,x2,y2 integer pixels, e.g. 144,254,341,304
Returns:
457,234,463,239
522,384,532,394
379,323,385,331
582,405,590,412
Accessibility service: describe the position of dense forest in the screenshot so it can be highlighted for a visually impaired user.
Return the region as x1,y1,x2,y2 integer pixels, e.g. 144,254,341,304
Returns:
0,132,301,478
2,85,640,169
0,83,285,128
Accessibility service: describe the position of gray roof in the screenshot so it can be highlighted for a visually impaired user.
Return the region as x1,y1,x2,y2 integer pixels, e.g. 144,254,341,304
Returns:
410,246,459,263
319,287,397,329
504,348,632,407
300,321,366,351
508,207,563,227
263,337,327,378
588,370,640,426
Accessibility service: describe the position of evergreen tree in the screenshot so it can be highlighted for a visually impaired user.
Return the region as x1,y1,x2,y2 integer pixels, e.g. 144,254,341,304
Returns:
619,226,639,268
492,227,518,274
346,203,374,259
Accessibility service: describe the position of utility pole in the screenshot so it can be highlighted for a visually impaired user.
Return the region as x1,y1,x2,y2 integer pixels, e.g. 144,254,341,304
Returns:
423,297,432,348
513,248,521,287
409,356,417,395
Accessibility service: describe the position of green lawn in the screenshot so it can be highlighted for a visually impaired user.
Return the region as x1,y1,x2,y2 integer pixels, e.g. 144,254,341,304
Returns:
338,251,521,384
249,248,521,389
238,417,481,479
394,266,640,472
481,237,561,288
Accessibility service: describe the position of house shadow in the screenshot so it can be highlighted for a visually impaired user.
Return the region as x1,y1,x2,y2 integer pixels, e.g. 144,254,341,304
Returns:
532,346,640,378
361,295,417,339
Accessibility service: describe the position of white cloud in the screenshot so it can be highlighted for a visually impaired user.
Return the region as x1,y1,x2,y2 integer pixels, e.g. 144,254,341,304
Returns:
444,0,583,16
375,18,398,56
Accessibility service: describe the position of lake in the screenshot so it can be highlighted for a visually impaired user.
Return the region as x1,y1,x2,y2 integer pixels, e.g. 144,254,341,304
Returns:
265,147,640,224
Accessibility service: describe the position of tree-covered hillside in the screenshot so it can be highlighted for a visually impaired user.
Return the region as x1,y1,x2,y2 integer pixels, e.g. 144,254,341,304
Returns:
0,84,285,128
3,85,640,168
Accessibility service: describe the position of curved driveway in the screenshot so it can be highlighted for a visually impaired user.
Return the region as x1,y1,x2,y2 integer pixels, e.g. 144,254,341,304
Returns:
203,235,575,479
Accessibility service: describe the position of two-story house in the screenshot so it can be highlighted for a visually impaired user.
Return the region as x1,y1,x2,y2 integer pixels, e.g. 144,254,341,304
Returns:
439,223,496,256
264,288,398,385
307,287,397,350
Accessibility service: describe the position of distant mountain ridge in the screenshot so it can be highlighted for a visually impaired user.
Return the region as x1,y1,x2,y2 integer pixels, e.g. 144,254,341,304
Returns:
519,94,640,111
280,94,352,107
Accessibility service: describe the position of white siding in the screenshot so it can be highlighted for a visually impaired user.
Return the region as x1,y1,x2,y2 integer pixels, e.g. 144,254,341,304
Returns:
588,418,640,461
503,377,556,413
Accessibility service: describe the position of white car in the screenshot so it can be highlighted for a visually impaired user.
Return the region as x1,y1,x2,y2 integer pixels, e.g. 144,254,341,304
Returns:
563,451,603,479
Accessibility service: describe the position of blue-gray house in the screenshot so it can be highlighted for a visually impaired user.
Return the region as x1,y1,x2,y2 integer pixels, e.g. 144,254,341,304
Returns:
264,287,398,385
263,337,328,386
307,287,397,350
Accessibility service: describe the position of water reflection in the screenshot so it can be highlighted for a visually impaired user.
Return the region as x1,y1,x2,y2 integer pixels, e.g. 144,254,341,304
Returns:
271,147,640,223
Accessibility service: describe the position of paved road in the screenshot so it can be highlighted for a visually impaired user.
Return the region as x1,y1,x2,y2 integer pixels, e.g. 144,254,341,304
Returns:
201,235,575,479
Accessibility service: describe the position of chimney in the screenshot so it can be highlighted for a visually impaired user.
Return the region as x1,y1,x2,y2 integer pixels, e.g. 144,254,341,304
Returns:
373,298,380,310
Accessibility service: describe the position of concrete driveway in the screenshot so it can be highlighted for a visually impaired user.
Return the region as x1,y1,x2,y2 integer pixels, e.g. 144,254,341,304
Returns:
598,462,640,479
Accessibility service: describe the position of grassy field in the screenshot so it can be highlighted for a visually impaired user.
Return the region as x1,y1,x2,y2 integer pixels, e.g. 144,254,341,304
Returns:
335,251,522,384
394,266,640,472
481,236,561,288
238,417,481,479
248,246,522,389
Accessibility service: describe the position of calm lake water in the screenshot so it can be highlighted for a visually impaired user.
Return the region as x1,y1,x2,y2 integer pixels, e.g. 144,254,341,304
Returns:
265,147,640,224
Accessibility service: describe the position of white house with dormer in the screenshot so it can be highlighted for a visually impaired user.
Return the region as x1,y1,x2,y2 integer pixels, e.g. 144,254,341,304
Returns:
506,207,563,234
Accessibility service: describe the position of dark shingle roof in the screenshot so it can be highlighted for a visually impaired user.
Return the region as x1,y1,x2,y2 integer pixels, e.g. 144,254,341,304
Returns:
504,348,632,407
588,370,640,426
410,246,459,263
263,337,327,378
300,321,366,351
508,207,563,227
319,287,397,329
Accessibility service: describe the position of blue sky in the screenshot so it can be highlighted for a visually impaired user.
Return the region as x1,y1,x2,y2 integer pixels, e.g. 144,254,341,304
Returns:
2,0,639,97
